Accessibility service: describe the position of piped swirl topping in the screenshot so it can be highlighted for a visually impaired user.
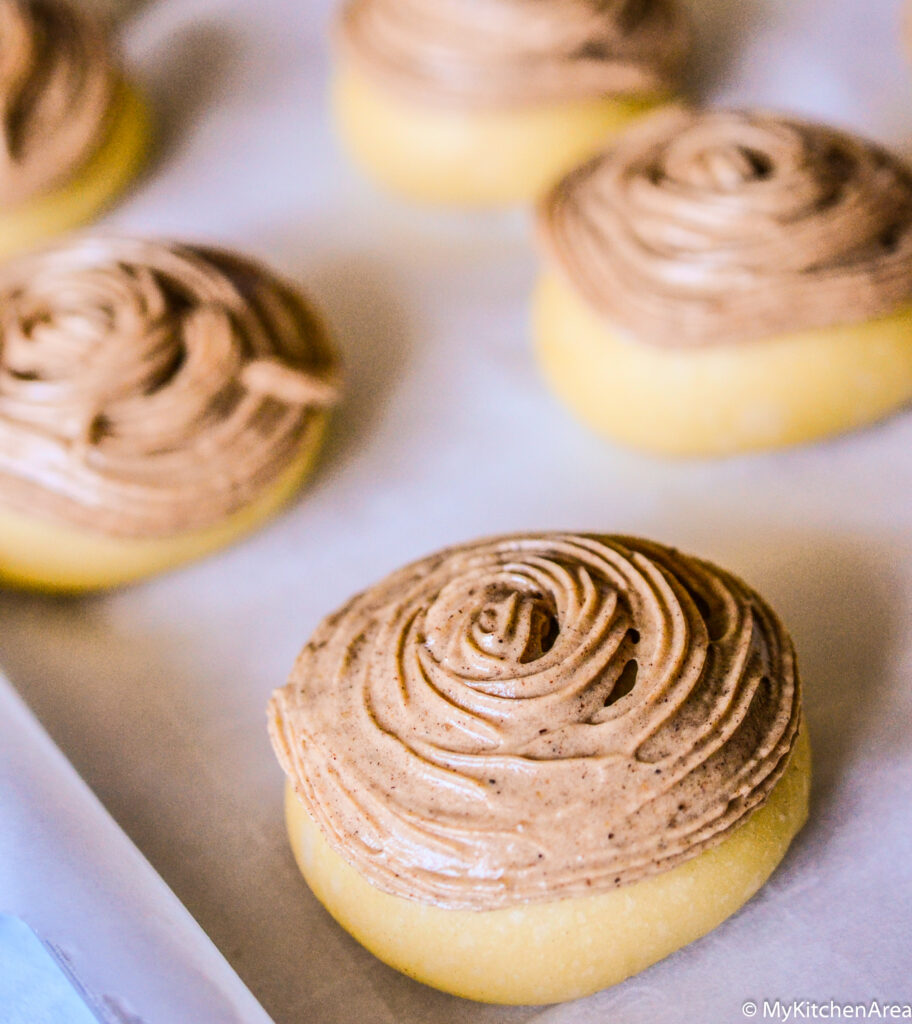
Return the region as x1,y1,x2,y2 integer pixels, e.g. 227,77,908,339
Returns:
539,108,912,346
0,236,340,537
337,0,690,109
0,0,117,208
270,533,800,911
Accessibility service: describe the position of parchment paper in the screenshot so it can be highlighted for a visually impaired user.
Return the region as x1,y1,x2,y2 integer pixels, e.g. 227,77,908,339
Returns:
3,0,911,1021
0,678,273,1024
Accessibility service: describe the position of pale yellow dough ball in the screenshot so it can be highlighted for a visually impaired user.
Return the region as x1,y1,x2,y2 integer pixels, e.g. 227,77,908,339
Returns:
0,418,326,594
534,272,912,456
0,81,150,261
332,61,666,207
286,723,810,1006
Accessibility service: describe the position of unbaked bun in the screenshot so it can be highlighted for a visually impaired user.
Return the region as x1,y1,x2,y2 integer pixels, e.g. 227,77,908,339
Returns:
0,0,149,257
332,0,691,205
535,108,912,454
270,532,809,1003
0,236,341,590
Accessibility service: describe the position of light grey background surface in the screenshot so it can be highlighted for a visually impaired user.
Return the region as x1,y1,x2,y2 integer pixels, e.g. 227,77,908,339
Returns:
3,1,912,1021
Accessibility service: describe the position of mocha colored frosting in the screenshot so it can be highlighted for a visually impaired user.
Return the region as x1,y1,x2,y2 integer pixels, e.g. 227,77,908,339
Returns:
337,0,690,109
539,107,912,347
0,236,341,538
270,533,801,911
0,0,118,208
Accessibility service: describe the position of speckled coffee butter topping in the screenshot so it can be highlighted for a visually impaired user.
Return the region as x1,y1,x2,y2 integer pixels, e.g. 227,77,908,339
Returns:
0,0,117,208
270,533,801,911
539,108,912,347
337,0,690,108
0,236,340,538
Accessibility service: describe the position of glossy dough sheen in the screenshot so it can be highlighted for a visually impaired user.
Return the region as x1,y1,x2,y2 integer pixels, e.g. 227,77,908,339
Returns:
270,533,801,911
0,237,341,539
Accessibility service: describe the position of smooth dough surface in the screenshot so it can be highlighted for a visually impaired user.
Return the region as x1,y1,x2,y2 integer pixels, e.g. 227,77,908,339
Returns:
332,62,663,206
0,418,326,593
0,82,150,261
285,722,810,1005
534,272,912,456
